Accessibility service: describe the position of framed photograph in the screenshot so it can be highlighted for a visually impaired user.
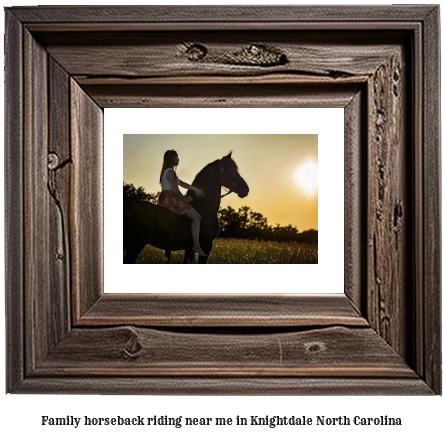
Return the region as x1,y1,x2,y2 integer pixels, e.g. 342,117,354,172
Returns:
108,108,343,295
121,132,319,265
5,5,441,394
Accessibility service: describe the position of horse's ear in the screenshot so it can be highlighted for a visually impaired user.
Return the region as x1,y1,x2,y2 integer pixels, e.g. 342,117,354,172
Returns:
225,150,233,158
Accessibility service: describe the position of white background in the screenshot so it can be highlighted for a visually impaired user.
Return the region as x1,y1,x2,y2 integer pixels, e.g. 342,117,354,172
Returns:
1,1,442,437
106,108,343,293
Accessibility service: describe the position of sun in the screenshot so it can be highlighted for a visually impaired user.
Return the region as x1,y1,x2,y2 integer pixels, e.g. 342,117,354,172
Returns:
294,160,318,195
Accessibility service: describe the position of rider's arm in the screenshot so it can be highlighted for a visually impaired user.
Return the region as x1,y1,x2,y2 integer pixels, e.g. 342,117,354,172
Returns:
166,170,187,201
179,180,205,197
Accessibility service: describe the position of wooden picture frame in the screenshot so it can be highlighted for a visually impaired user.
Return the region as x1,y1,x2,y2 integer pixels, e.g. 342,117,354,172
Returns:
5,5,441,394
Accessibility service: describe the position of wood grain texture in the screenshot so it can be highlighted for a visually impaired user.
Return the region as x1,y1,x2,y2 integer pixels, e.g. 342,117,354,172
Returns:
366,50,409,358
422,6,441,394
79,294,367,327
48,58,72,344
42,32,400,79
411,18,425,383
83,83,360,109
13,376,434,396
344,90,366,314
4,10,24,393
37,326,414,377
25,23,425,34
8,5,436,23
70,81,104,320
23,29,50,372
4,5,441,394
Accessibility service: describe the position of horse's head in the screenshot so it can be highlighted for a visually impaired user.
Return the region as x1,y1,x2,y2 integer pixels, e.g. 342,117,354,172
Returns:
219,152,249,198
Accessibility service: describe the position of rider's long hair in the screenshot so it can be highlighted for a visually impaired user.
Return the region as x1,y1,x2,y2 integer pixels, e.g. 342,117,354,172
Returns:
159,149,178,184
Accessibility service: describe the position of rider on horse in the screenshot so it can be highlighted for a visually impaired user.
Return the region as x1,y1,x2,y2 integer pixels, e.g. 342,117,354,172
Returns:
157,150,207,257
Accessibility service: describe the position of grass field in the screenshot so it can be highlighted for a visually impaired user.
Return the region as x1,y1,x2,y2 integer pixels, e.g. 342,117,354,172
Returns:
132,238,318,264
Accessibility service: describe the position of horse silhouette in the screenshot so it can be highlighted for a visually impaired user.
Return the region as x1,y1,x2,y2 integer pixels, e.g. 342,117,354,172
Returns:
123,152,249,264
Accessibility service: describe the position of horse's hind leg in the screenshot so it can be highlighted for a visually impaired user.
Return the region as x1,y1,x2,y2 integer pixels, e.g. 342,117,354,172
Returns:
198,253,209,264
124,242,145,264
183,249,195,264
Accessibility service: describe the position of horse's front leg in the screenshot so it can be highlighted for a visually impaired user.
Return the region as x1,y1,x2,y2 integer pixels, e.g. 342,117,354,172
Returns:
183,249,195,264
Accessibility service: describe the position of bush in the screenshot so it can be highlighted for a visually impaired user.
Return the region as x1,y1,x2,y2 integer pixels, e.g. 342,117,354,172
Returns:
217,206,317,243
123,182,159,204
295,229,318,244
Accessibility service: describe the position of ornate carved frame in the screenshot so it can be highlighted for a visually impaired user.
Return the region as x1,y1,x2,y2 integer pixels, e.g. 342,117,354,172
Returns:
5,6,441,394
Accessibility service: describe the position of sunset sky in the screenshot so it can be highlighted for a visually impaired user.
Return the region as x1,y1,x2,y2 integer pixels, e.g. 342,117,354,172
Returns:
123,134,318,231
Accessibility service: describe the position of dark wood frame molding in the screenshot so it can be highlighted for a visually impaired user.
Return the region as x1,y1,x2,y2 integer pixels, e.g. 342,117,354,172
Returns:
5,6,441,394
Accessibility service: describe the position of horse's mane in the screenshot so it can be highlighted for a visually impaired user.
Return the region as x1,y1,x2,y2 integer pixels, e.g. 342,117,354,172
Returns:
192,152,239,183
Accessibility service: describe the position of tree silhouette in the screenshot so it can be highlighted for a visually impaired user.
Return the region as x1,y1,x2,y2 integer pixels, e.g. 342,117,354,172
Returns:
217,206,312,242
123,182,159,204
296,228,318,244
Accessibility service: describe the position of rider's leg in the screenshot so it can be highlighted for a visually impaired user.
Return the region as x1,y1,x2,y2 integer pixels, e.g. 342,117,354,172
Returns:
185,207,207,257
